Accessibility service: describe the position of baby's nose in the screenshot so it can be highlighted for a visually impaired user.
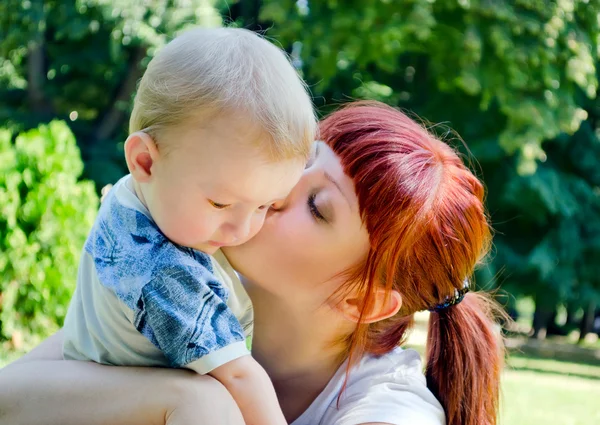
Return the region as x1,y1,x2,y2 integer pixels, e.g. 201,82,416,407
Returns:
270,199,286,211
227,217,252,243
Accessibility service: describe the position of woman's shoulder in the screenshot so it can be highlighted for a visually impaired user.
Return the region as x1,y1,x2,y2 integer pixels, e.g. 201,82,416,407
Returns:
351,345,427,383
292,347,445,425
339,347,445,424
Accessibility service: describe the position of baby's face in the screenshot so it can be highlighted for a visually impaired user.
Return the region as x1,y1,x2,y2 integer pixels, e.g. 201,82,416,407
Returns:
143,114,305,255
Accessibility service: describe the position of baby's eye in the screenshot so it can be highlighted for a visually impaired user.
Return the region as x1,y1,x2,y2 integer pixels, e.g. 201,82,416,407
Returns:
257,203,274,211
208,199,230,210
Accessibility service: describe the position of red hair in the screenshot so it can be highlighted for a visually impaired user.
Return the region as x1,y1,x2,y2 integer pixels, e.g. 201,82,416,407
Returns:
320,101,504,425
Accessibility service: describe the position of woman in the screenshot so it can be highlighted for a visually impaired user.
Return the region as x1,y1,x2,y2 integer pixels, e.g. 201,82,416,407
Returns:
0,101,503,425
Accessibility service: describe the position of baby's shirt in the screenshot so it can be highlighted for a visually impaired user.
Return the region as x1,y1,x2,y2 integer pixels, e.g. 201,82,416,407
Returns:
62,175,253,374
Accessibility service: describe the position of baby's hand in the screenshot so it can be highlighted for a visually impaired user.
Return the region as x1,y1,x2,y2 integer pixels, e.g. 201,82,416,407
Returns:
100,184,113,203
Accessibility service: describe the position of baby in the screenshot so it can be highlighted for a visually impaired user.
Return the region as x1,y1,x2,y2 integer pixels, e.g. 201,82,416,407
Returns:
62,27,316,425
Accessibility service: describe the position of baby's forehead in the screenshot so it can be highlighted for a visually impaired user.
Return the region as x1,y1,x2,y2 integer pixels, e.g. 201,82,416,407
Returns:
171,112,283,156
189,154,303,203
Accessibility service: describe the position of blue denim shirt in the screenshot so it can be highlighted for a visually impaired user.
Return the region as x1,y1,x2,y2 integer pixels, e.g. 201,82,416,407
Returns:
83,176,247,369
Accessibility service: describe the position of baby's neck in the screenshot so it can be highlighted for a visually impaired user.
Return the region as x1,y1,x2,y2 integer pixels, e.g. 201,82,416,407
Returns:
131,178,150,211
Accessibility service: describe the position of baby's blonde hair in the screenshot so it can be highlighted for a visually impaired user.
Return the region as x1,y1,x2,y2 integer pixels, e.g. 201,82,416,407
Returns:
130,27,316,161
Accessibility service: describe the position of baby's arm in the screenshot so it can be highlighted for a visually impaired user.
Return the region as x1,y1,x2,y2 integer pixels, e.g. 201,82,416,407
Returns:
133,255,285,423
209,355,287,425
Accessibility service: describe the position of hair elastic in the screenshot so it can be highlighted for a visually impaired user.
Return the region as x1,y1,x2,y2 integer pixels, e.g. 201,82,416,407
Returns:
428,279,470,312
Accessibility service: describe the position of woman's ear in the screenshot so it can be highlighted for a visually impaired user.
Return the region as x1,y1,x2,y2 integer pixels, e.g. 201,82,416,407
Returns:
124,132,160,183
338,288,402,324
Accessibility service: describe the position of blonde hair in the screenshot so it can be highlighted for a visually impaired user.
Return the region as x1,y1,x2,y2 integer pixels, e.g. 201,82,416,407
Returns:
130,27,316,160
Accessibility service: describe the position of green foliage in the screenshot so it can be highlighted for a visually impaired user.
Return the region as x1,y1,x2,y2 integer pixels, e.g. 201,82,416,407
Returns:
0,121,97,343
261,0,599,173
0,0,222,188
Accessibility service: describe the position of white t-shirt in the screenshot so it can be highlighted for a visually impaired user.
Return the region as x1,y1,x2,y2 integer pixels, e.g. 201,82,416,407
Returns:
292,347,445,425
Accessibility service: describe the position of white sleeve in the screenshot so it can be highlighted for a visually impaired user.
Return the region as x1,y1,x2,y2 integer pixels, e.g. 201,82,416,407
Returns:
326,373,446,425
184,341,250,374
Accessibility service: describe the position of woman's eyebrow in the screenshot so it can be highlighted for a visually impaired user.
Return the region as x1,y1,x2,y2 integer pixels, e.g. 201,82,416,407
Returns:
324,171,353,211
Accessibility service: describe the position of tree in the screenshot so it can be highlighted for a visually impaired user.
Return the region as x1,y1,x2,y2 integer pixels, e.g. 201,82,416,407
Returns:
0,0,222,188
257,0,600,329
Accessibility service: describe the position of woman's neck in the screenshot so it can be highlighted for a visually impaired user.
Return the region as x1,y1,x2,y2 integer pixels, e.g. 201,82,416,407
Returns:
244,279,349,422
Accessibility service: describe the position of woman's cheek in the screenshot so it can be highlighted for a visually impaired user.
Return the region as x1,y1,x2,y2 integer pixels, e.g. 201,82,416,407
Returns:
275,213,322,266
274,209,311,243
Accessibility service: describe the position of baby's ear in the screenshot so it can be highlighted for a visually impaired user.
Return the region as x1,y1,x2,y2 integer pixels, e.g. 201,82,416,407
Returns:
124,132,160,183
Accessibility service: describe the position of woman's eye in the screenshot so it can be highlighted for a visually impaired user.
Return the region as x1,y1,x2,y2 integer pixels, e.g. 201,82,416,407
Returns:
308,193,326,222
208,200,230,209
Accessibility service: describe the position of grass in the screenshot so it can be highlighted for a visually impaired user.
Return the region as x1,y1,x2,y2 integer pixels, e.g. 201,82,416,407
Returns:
502,354,600,425
502,368,600,425
406,319,600,425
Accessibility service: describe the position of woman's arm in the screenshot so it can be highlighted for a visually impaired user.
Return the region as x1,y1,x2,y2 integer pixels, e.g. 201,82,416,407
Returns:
0,332,244,425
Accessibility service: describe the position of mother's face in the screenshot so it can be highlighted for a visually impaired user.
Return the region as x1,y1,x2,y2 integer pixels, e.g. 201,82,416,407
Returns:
223,141,370,307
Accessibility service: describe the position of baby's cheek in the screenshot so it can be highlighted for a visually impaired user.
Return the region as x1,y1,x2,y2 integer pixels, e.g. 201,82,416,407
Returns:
160,208,203,247
181,214,211,242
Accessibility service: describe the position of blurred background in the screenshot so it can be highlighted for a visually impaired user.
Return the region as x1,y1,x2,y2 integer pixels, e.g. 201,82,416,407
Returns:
0,0,599,424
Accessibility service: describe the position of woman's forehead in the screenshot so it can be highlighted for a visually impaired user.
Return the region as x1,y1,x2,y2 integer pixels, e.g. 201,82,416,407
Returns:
315,142,359,206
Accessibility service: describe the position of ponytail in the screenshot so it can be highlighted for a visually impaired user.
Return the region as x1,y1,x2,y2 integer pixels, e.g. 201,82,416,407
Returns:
426,292,505,425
